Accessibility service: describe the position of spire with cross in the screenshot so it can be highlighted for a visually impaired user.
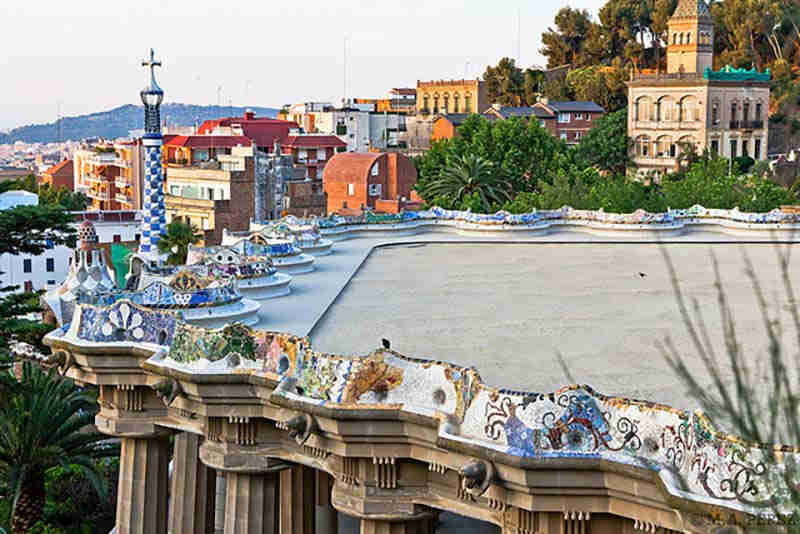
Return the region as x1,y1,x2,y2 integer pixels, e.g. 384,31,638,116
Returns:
142,48,162,86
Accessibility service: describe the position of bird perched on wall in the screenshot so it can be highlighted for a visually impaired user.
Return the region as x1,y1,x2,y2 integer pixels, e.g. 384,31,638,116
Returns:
638,272,647,278
382,338,391,350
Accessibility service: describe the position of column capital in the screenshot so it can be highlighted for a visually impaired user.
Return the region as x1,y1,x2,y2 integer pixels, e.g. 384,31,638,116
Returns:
200,438,291,474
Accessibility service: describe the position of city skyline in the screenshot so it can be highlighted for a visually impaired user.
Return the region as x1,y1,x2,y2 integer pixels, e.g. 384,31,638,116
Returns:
0,0,603,130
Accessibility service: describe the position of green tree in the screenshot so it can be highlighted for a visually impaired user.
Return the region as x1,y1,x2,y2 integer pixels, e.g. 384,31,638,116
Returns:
0,204,78,367
575,108,631,175
157,220,202,265
483,58,525,106
0,363,118,533
424,154,512,213
37,185,88,212
540,7,598,68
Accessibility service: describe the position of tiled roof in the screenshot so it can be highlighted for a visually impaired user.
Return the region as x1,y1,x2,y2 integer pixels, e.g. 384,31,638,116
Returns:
323,153,382,184
44,159,73,176
672,0,711,20
391,88,417,96
547,101,605,113
197,116,299,149
489,106,554,119
284,135,347,148
164,136,252,149
436,113,472,126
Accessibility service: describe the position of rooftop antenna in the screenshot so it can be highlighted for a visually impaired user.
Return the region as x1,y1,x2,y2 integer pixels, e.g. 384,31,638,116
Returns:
517,7,521,66
217,85,223,111
56,100,62,144
343,34,348,107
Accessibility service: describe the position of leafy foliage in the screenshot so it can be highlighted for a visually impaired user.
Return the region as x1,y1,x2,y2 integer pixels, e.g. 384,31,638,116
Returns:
574,108,631,174
0,363,119,532
157,220,203,265
423,154,511,213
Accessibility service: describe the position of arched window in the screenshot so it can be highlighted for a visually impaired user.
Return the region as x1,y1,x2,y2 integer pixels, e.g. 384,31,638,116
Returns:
711,100,720,125
443,93,450,113
464,92,472,112
657,96,674,121
433,94,440,114
679,95,697,122
742,99,751,122
673,33,678,45
453,93,460,113
656,136,674,158
422,94,430,113
680,33,684,45
635,96,651,122
636,135,651,157
687,32,692,44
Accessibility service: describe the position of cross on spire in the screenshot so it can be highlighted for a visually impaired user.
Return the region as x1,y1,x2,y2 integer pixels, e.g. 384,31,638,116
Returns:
142,48,162,81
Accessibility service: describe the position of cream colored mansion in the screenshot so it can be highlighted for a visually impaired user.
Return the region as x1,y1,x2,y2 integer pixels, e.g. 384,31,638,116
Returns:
628,0,771,175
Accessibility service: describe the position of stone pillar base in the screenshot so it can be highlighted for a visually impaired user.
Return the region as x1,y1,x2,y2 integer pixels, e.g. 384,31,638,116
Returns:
116,436,170,534
169,433,216,534
224,471,279,534
360,518,435,534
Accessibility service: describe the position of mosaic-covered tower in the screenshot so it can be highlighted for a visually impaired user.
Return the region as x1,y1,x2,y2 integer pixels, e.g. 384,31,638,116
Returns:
138,49,166,258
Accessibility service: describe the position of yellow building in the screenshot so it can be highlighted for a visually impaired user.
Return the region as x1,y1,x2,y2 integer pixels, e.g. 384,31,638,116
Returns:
73,142,138,211
416,79,487,115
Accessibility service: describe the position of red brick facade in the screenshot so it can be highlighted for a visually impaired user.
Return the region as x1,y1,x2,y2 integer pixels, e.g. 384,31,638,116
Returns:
323,153,418,215
40,160,74,191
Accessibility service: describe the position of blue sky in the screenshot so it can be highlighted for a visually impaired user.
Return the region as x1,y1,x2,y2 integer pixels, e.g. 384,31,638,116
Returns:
0,0,604,130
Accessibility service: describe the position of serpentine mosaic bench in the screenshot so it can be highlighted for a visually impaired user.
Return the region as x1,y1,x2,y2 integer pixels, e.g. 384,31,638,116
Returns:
53,300,796,520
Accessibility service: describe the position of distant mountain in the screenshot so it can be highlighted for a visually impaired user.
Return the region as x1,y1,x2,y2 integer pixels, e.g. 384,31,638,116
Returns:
0,104,279,144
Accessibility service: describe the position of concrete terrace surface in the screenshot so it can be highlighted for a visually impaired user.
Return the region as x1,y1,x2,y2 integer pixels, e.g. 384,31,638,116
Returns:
306,239,800,412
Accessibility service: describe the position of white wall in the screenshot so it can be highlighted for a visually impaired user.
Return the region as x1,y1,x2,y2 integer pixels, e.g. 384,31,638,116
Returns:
0,219,140,294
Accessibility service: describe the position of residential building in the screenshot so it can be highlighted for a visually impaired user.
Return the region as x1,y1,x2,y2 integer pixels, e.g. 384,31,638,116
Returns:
73,141,140,210
0,191,139,294
323,152,419,215
289,106,406,153
283,180,327,217
197,111,298,151
416,79,488,115
353,88,417,114
38,160,74,190
281,134,347,180
162,135,259,245
532,101,605,145
432,114,472,141
627,0,771,174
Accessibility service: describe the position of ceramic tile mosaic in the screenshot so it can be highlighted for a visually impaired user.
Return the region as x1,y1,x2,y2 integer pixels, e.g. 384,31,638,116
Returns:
71,299,179,345
303,204,800,229
135,317,800,517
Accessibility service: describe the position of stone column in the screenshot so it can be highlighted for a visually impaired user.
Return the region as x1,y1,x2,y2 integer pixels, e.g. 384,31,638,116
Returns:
359,518,435,534
214,472,226,534
169,432,216,534
279,464,316,534
116,436,171,534
224,471,280,534
315,470,338,534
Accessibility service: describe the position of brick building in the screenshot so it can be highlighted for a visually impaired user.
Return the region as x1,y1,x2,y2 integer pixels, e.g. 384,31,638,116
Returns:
483,102,606,145
39,160,74,191
162,135,258,245
323,152,419,215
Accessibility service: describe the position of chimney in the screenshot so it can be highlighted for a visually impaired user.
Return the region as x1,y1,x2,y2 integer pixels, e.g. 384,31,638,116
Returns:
244,109,255,120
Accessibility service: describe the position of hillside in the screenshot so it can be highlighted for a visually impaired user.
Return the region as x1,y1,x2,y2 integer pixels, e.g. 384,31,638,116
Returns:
0,104,279,144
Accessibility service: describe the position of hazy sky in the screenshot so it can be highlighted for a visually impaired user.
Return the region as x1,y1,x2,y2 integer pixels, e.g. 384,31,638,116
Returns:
0,0,605,130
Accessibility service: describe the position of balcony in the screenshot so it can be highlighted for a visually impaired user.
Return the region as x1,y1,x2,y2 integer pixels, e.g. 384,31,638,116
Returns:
83,174,110,185
114,177,131,189
115,193,133,205
86,189,111,201
632,119,701,131
730,120,764,130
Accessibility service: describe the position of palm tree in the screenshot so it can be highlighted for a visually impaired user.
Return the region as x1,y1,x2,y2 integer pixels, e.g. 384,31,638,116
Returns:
425,154,512,212
0,363,118,532
157,219,202,265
